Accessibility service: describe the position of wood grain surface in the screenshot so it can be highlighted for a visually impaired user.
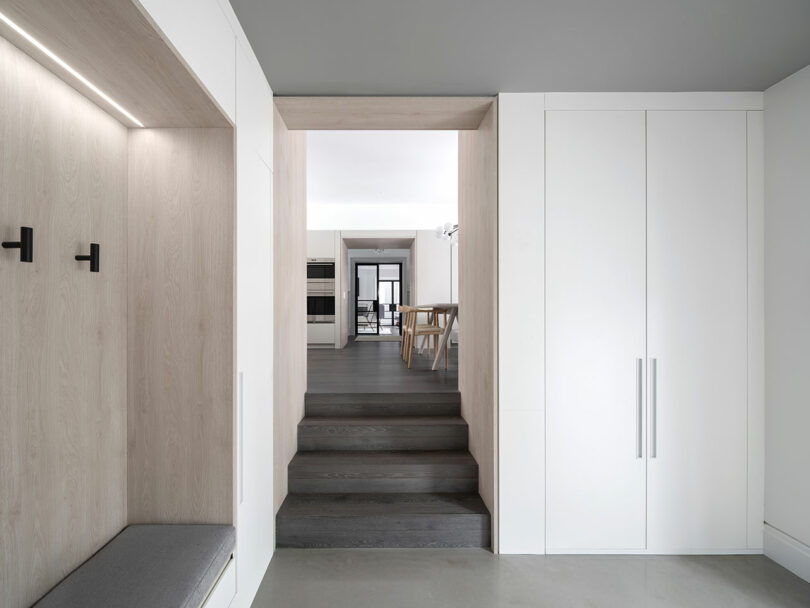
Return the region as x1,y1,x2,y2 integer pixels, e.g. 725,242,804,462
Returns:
273,105,308,513
274,97,493,130
127,127,234,524
0,37,128,608
0,0,230,127
458,100,499,551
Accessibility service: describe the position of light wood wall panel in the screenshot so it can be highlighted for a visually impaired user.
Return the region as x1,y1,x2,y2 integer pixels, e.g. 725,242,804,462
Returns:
0,37,128,607
127,128,234,524
274,96,493,130
273,106,307,512
0,0,230,127
458,101,499,550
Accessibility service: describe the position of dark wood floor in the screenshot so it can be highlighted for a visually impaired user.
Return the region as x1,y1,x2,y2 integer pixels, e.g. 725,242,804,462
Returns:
307,340,458,394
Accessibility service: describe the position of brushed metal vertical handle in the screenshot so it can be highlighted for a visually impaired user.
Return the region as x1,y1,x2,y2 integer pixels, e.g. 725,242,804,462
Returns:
636,358,643,458
650,358,658,458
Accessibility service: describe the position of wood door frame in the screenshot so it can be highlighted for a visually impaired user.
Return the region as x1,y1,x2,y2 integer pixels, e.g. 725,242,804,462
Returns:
273,96,500,551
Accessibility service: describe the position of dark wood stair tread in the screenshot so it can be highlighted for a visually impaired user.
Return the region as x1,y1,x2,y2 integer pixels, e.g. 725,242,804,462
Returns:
299,416,467,426
290,450,477,467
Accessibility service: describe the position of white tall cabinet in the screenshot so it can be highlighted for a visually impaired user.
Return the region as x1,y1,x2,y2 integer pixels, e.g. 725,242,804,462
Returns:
546,111,647,551
646,111,748,551
544,101,758,553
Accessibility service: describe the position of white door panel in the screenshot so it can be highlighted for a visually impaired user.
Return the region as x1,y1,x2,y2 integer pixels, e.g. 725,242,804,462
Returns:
646,110,748,551
546,111,647,551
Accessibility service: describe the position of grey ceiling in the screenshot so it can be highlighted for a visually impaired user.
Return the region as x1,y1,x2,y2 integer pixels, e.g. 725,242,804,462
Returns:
230,0,810,95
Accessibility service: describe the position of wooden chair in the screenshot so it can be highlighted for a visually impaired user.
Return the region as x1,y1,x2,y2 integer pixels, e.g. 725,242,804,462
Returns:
398,305,411,358
400,306,448,369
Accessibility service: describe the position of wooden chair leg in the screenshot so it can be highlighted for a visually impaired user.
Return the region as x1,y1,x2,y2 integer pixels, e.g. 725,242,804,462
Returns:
407,335,415,369
444,340,448,370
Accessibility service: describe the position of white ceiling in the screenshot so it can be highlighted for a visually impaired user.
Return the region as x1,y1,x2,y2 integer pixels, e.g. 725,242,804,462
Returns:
306,130,458,230
231,0,810,95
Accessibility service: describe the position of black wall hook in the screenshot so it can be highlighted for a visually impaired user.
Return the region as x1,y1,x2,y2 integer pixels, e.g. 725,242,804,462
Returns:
75,243,100,272
2,226,33,262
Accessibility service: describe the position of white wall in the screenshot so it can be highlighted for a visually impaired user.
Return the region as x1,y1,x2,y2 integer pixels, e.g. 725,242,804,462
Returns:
137,2,275,605
414,231,455,305
497,93,545,554
763,64,810,582
308,203,458,231
307,130,457,230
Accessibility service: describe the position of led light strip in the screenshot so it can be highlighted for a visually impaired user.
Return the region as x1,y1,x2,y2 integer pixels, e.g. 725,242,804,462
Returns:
0,10,144,127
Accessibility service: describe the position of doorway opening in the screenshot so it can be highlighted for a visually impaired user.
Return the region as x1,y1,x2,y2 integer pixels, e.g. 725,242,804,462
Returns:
355,263,403,336
273,97,499,551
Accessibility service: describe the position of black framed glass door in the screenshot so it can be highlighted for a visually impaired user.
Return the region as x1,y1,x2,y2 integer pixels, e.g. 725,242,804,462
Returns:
356,264,379,335
355,263,402,336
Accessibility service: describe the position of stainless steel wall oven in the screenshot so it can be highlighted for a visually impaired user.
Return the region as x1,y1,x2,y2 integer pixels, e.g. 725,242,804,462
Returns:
307,259,335,323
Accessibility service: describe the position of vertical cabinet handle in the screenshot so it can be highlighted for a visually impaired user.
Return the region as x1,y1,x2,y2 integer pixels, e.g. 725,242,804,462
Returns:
650,358,658,458
636,358,643,458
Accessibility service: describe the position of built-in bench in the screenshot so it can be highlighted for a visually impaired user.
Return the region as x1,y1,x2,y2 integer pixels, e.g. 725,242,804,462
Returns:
34,525,236,608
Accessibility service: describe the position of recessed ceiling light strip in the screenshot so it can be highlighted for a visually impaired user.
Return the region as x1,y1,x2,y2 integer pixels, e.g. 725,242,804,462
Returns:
0,10,144,127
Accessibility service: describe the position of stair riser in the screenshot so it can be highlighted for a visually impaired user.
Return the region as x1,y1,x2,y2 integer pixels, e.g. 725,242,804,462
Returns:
277,522,490,549
289,477,478,494
305,393,460,417
305,403,461,417
305,393,461,405
298,427,468,451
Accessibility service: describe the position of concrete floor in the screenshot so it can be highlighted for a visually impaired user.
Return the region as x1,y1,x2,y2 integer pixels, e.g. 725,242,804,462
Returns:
252,549,810,608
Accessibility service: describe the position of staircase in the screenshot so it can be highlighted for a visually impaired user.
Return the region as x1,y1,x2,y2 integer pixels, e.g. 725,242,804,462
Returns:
276,392,491,548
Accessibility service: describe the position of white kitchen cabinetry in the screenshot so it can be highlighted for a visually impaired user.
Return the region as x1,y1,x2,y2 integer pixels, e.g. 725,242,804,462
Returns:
307,230,338,259
546,110,648,551
546,107,752,554
646,111,748,552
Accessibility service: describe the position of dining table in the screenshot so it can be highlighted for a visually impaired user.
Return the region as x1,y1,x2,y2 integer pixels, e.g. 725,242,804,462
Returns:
414,303,458,371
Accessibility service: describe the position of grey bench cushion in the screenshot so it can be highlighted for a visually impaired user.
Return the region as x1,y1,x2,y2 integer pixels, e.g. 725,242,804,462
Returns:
35,524,235,608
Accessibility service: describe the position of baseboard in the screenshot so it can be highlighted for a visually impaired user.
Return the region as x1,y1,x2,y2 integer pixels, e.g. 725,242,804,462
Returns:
546,548,762,555
764,523,810,583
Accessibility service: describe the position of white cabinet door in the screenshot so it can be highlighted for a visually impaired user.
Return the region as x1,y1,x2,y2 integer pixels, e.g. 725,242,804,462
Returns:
647,111,748,552
307,231,337,258
234,45,275,604
546,111,647,551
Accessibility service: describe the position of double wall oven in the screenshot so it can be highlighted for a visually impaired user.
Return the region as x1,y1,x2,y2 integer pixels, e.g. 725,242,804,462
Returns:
307,258,335,324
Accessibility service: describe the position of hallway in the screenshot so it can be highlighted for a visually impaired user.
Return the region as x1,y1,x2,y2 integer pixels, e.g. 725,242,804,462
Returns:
253,549,810,608
307,340,458,393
